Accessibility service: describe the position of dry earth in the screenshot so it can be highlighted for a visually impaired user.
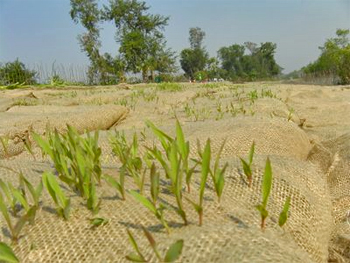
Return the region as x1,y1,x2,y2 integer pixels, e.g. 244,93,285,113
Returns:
0,82,349,262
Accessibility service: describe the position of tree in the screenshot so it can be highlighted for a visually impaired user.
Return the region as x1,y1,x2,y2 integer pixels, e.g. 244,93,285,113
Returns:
180,27,208,80
218,44,245,79
255,42,281,77
70,0,175,83
103,0,175,82
0,59,37,85
189,27,206,50
303,29,350,84
70,0,105,84
217,42,281,80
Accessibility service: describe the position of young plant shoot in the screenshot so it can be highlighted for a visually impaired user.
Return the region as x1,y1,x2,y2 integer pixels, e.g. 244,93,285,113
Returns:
129,190,170,234
240,141,255,187
210,139,228,203
126,227,184,262
256,157,272,230
0,242,19,263
42,172,71,220
0,193,37,244
279,196,291,228
187,139,211,226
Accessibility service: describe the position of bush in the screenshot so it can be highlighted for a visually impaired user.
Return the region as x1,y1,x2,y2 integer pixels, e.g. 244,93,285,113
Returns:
0,59,37,85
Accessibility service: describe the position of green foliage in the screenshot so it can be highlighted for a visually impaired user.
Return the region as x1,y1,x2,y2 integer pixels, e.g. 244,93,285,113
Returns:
0,242,19,263
104,172,126,200
42,172,71,220
303,28,350,84
210,139,228,203
129,190,170,234
156,82,182,92
0,59,37,86
33,125,102,213
126,227,184,262
218,42,282,81
180,27,209,80
0,136,10,159
0,193,37,244
90,217,109,228
145,120,190,225
239,141,255,187
256,157,272,230
110,132,145,193
278,196,291,228
71,0,175,83
19,173,43,209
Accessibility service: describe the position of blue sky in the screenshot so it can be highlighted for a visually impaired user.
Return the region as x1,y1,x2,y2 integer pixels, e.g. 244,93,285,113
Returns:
0,0,349,73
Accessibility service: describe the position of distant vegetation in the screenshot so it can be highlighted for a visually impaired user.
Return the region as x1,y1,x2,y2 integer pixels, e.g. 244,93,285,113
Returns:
302,29,350,84
0,0,348,86
0,59,37,86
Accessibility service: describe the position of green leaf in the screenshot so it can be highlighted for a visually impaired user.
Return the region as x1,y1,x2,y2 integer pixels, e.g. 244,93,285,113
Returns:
175,119,187,158
199,139,211,207
0,242,19,263
104,175,122,195
11,188,29,212
240,158,251,176
169,141,179,184
142,227,156,249
185,196,202,214
279,196,291,227
256,204,268,219
42,172,58,205
248,141,255,165
13,206,37,240
0,193,13,233
32,133,53,158
164,240,184,262
214,139,226,173
129,190,157,215
125,252,147,262
145,120,173,150
90,217,109,227
0,179,11,203
126,230,147,262
150,163,159,203
262,157,272,207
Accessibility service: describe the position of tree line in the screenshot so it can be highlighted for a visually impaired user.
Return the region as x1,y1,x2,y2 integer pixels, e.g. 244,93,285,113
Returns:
69,0,282,84
302,29,350,85
1,0,349,85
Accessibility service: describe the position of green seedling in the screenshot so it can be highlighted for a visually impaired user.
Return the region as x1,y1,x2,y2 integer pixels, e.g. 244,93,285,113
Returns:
239,141,255,187
110,132,145,194
0,242,19,263
33,125,101,213
0,180,20,216
23,133,36,160
42,172,71,220
278,196,291,228
256,157,272,230
287,108,294,122
145,121,188,225
150,163,160,204
0,136,10,159
126,227,184,262
19,173,43,209
129,190,170,234
104,170,126,200
174,120,196,194
210,139,228,203
90,217,109,228
187,139,211,226
0,193,37,244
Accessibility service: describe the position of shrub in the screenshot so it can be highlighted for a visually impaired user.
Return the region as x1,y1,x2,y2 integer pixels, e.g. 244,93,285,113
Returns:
0,59,37,85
